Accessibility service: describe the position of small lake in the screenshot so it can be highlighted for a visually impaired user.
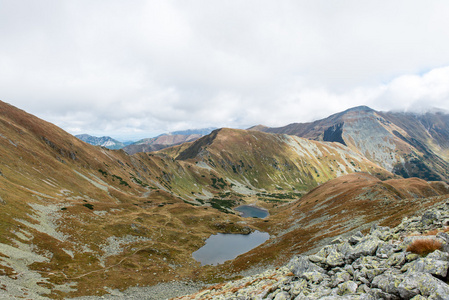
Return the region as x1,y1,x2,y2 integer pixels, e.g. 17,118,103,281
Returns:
192,231,270,266
235,205,269,218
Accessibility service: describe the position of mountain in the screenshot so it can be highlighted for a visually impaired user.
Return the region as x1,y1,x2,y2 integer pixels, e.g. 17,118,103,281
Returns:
168,127,217,136
161,127,393,199
253,106,449,183
0,101,256,298
122,128,216,155
1,100,449,298
75,133,126,149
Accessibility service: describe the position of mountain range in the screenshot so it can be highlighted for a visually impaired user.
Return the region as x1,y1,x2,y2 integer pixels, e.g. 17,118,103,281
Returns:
253,105,449,183
1,100,449,298
122,128,216,155
77,128,216,154
75,134,127,150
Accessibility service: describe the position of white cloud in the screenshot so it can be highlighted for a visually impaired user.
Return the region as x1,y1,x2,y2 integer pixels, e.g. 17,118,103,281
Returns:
1,1,449,140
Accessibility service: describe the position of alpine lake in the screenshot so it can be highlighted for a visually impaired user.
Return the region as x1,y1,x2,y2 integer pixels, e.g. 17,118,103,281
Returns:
193,205,270,265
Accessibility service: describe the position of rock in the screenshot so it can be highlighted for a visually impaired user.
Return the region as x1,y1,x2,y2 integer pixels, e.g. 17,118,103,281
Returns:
402,256,449,277
400,272,449,300
300,271,329,284
326,248,346,268
337,280,358,296
371,270,404,297
368,288,398,300
273,291,290,300
346,237,383,262
405,253,420,262
370,225,393,241
307,254,324,264
290,279,308,296
330,270,351,288
427,249,449,261
386,251,407,267
330,237,344,244
286,255,325,276
422,210,441,226
376,243,399,259
410,295,427,300
348,231,364,245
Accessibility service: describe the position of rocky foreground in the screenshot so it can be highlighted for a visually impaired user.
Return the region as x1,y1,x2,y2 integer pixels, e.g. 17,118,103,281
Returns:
176,199,449,300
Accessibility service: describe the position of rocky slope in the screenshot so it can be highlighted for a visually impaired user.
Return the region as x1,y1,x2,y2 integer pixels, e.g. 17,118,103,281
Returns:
177,199,449,299
254,106,449,183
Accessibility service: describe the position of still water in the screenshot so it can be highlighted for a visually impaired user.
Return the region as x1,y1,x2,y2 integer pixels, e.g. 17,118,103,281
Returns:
235,205,269,218
192,231,270,266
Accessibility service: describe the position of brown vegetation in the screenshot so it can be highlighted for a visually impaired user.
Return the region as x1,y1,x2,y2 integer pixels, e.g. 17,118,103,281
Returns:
406,238,443,256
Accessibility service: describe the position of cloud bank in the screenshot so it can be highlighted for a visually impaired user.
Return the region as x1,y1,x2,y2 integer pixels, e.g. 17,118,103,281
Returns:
1,0,449,140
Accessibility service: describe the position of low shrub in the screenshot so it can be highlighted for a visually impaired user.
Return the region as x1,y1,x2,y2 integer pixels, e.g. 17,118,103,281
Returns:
406,238,443,256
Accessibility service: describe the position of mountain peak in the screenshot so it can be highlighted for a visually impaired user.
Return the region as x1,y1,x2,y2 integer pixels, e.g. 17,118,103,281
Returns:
343,105,374,113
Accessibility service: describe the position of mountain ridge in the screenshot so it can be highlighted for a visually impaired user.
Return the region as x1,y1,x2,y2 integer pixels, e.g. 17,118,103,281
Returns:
254,105,449,183
75,133,126,150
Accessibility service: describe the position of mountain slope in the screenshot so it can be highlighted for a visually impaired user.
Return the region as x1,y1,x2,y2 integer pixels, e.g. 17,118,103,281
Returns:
255,106,449,182
75,134,126,149
0,101,258,298
160,127,393,203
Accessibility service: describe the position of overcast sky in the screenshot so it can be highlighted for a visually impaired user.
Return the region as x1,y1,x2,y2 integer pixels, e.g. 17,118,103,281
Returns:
2,1,449,140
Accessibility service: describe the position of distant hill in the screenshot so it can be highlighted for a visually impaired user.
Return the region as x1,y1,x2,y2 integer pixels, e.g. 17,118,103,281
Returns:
75,134,125,150
253,106,449,183
123,127,216,155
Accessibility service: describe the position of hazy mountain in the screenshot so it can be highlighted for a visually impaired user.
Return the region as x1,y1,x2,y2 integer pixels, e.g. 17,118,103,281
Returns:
75,133,126,149
166,127,217,136
254,106,449,183
123,127,216,155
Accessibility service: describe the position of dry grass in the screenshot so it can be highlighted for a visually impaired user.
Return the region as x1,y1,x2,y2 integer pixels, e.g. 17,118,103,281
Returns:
406,238,443,256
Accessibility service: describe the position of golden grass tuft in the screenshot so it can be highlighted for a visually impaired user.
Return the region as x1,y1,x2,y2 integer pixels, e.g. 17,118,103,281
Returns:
406,238,443,256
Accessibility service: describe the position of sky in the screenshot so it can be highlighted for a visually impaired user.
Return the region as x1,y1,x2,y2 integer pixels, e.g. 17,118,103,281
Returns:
1,1,449,141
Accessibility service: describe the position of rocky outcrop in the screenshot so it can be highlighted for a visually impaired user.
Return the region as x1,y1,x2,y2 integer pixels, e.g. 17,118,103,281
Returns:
177,200,449,299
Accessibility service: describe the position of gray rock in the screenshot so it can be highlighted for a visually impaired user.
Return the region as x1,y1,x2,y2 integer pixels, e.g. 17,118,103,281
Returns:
286,255,325,276
400,272,449,300
300,271,329,284
422,210,441,226
368,288,398,300
386,251,407,267
330,270,351,288
410,295,427,300
274,291,290,300
290,279,308,296
371,270,404,296
337,280,358,296
427,249,449,261
402,256,449,277
348,232,364,245
376,243,399,259
346,237,383,262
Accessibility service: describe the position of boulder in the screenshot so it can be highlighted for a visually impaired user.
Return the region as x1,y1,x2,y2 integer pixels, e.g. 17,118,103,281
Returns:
287,255,325,276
